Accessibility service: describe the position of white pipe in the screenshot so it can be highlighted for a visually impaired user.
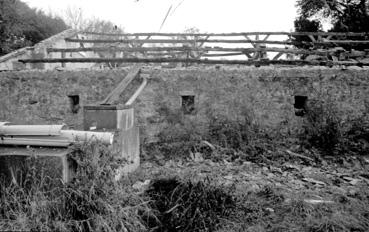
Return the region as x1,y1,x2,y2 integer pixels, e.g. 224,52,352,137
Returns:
0,137,71,147
60,130,114,145
0,124,65,136
0,122,9,127
125,77,147,106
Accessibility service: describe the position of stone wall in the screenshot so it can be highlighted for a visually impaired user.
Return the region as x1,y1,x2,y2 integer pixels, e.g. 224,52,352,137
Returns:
0,66,368,142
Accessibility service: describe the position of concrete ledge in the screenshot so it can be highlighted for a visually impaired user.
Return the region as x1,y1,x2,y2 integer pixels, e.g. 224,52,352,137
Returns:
0,147,71,184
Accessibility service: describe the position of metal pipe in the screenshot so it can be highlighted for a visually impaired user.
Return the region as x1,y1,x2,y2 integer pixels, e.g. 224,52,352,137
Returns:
125,77,147,106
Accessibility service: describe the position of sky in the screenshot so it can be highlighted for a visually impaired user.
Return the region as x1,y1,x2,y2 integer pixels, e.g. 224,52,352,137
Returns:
24,0,299,33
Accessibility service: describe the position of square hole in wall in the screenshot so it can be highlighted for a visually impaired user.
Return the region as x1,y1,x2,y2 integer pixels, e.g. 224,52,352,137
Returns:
294,96,307,109
294,95,307,116
68,95,80,114
181,95,195,114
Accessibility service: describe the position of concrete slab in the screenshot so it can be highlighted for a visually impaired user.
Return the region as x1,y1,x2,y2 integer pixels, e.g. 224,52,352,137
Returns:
0,147,71,184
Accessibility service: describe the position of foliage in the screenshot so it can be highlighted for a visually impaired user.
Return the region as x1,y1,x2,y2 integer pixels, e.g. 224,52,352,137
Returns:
143,103,201,160
293,17,322,49
144,105,288,164
221,185,369,232
300,97,369,157
294,0,369,49
0,0,67,56
300,98,341,155
339,112,369,156
144,178,236,232
207,112,259,151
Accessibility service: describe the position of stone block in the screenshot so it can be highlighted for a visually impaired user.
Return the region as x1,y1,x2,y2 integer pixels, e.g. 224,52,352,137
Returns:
0,147,71,185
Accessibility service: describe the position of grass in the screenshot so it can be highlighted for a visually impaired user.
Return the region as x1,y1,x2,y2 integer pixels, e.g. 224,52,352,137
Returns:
1,98,369,231
0,141,147,232
1,140,369,231
143,178,236,232
219,186,369,232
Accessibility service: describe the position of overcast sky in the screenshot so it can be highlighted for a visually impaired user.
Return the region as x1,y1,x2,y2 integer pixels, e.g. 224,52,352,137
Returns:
25,0,299,33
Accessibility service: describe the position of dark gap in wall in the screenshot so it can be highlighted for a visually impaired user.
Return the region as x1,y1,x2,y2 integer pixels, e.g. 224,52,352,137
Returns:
294,95,308,117
181,95,195,114
68,95,80,114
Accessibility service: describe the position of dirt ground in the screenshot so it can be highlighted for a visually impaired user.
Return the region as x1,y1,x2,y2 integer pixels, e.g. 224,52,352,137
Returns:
127,154,369,231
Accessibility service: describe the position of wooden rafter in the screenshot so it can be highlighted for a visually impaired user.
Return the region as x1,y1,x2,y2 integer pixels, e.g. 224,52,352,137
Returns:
77,31,369,37
18,57,369,67
64,38,369,46
46,46,368,57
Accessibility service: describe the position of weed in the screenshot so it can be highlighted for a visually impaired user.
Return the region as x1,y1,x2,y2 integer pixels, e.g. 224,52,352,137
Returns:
300,98,341,156
144,178,236,232
339,114,369,156
0,141,146,232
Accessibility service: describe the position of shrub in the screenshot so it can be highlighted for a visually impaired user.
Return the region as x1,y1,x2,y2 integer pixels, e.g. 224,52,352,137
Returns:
144,178,236,232
339,114,369,156
299,98,341,156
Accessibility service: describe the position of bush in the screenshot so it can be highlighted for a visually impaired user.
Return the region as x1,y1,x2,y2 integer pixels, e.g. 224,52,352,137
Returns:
300,98,341,156
300,96,369,157
143,178,236,232
339,114,369,156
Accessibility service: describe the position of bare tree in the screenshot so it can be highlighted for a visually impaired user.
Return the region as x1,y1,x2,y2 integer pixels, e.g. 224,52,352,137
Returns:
64,6,84,30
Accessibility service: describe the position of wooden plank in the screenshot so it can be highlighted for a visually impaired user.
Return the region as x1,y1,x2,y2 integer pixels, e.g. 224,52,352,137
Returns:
100,67,141,105
47,46,338,56
197,35,210,47
244,35,256,47
262,34,270,41
202,52,244,57
272,52,285,60
77,31,369,37
308,35,316,42
66,38,297,45
18,57,368,66
243,52,253,59
65,38,369,46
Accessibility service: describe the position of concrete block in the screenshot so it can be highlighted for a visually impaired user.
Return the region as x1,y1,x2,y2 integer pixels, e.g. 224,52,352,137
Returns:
83,105,140,179
0,147,71,185
83,105,131,130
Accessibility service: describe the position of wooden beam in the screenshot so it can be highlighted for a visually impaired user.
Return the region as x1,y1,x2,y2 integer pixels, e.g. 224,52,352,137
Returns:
47,46,351,56
244,35,256,47
262,34,270,41
197,35,210,47
100,67,141,105
308,35,316,42
18,57,368,66
65,37,369,46
77,31,369,37
272,52,285,60
243,52,253,59
202,52,244,57
66,38,297,45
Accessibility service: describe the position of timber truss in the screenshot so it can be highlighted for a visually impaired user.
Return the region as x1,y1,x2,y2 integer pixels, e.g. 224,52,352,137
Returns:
19,31,369,67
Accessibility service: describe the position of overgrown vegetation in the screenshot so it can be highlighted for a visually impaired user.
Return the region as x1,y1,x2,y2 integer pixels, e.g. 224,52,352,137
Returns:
146,97,369,164
300,97,369,157
0,142,146,231
2,97,369,231
222,186,369,232
299,98,342,155
146,105,297,164
143,178,235,232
